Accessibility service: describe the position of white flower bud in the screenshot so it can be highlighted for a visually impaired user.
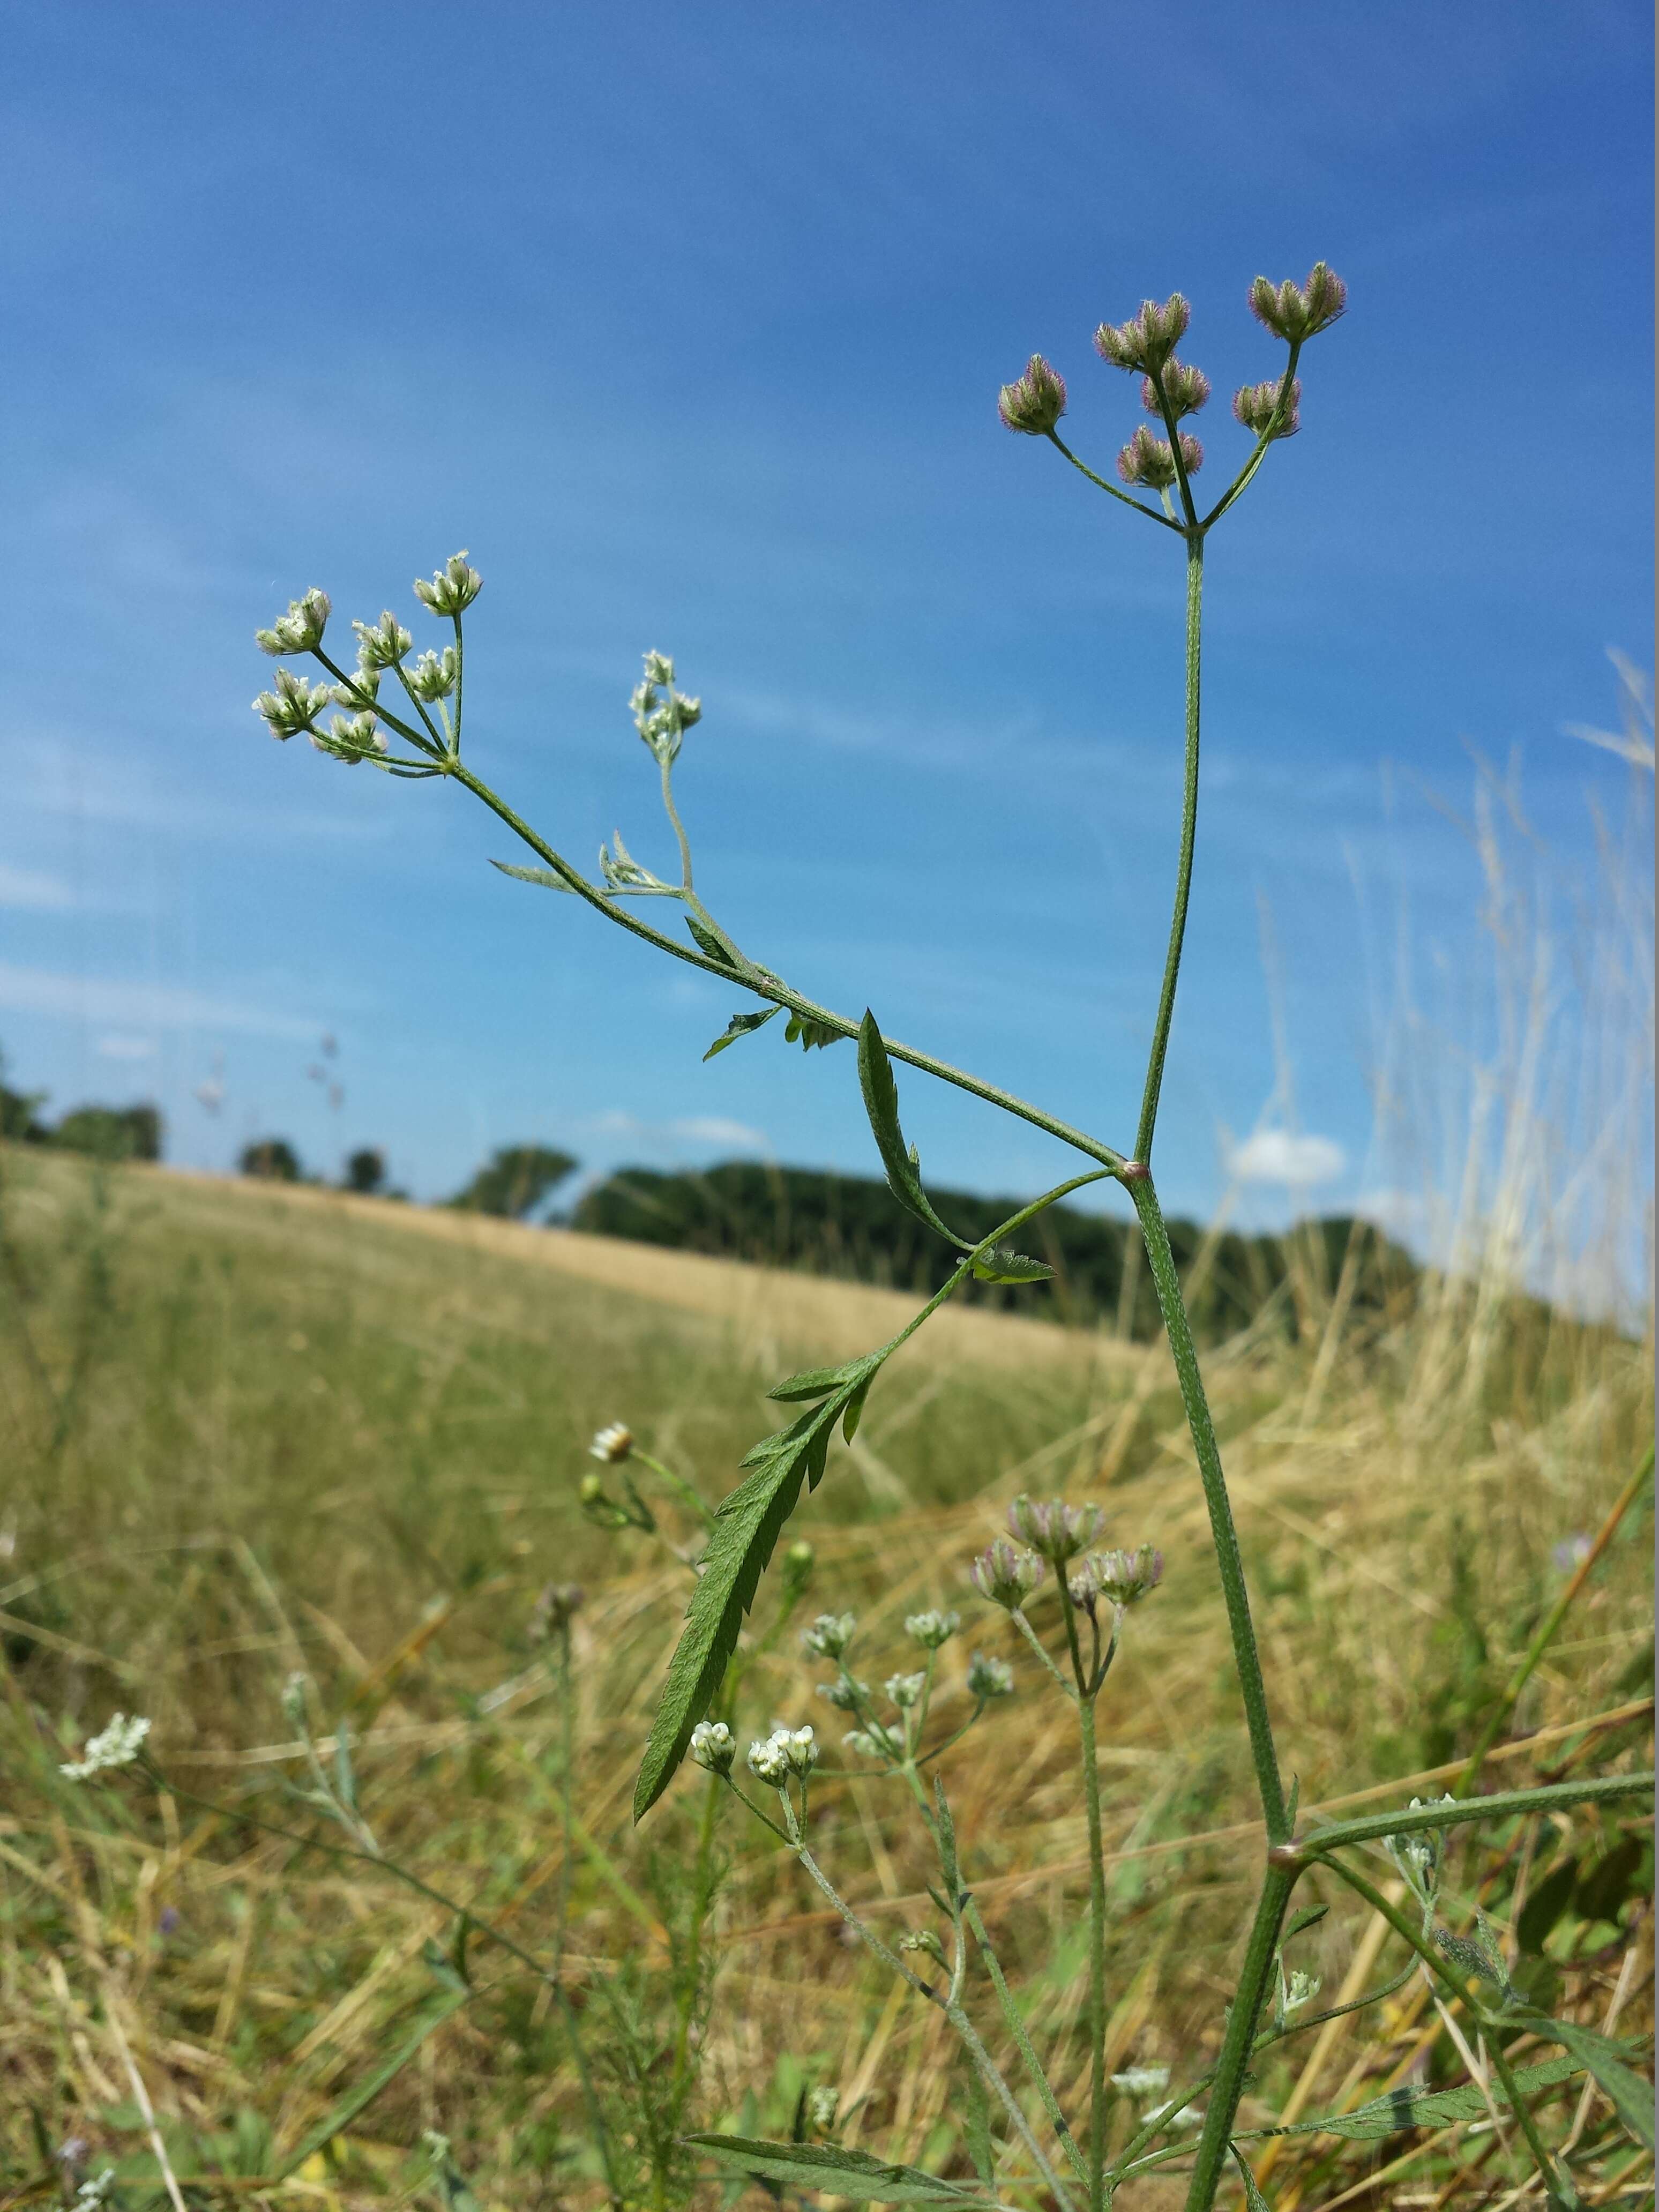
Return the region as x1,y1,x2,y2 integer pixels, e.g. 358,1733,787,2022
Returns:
816,1676,868,1712
746,1729,793,1785
843,1728,890,1760
904,1608,960,1650
642,650,675,685
806,2087,840,2134
256,587,331,656
965,1651,1014,1700
589,1423,634,1463
885,1671,926,1710
354,611,414,670
413,551,482,617
61,1713,151,1780
408,646,459,702
802,1611,857,1659
253,666,334,741
690,1720,735,1776
1111,2065,1171,2100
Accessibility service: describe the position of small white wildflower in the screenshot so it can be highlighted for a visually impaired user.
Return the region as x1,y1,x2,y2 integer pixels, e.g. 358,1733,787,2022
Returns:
782,1724,818,1775
802,1611,857,1660
642,650,675,686
816,1676,868,1712
904,1608,960,1650
61,1713,151,1781
413,551,482,617
966,1651,1014,1700
843,1728,888,1760
253,664,334,740
1111,2065,1171,2099
589,1423,634,1463
885,1671,926,1710
73,2172,117,2211
1283,1968,1321,2014
407,645,459,701
806,2086,840,2134
280,1672,309,1728
898,1928,947,1962
353,610,414,669
747,1730,792,1785
421,2131,452,2164
256,587,331,656
689,1720,735,1776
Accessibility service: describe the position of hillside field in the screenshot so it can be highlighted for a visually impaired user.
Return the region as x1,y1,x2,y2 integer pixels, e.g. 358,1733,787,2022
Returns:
1,1142,1651,2211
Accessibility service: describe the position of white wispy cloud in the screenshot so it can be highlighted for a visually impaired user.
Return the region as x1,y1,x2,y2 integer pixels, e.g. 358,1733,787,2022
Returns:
1229,1129,1347,1186
588,1108,768,1152
0,863,76,911
96,1033,160,1059
0,962,322,1042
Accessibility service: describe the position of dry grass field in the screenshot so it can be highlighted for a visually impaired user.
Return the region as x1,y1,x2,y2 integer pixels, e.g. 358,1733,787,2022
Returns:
0,1133,1650,2212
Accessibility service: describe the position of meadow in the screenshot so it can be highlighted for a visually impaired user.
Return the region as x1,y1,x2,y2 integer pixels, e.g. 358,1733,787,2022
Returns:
1,1119,1650,2211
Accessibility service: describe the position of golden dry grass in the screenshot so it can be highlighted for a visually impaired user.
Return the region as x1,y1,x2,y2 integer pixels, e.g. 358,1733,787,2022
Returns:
0,1140,1650,2212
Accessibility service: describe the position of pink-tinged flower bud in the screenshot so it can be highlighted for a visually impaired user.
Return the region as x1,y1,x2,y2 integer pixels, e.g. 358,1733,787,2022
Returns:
1116,425,1204,490
1141,358,1210,421
997,354,1068,435
1007,1494,1104,1563
1088,1545,1164,1605
1232,376,1302,439
968,1537,1047,1608
1248,263,1347,343
1094,294,1191,375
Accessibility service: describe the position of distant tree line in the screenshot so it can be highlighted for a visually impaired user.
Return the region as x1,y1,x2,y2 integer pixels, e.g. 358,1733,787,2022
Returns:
572,1159,1419,1344
238,1135,576,1218
1,1053,162,1163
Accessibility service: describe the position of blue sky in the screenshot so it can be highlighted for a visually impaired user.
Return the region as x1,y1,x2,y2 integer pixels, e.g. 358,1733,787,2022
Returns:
1,0,1651,1232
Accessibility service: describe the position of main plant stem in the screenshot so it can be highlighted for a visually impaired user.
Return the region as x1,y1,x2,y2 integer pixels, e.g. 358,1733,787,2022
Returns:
1135,534,1204,1164
1079,1695,1109,2212
1120,526,1299,2211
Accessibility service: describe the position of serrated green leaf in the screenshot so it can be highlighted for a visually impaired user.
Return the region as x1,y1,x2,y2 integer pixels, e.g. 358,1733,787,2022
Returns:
704,1006,781,1060
1232,2145,1273,2212
856,1012,972,1248
841,1374,874,1443
1260,2051,1589,2142
970,1246,1056,1285
963,2069,995,2188
490,857,576,892
1525,2017,1653,2148
685,914,738,966
768,1357,877,1403
786,1011,844,1051
684,2135,996,2204
633,1388,866,1820
1283,1904,1328,1942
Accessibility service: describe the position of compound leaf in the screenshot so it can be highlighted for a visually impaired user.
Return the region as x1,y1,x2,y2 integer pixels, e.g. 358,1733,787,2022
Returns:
685,2136,996,2205
490,857,575,892
768,1355,881,1403
1256,2051,1594,2142
1525,2017,1653,2148
971,1246,1055,1284
633,1380,872,1820
857,1012,971,1249
787,1011,843,1051
704,1006,781,1060
685,914,738,966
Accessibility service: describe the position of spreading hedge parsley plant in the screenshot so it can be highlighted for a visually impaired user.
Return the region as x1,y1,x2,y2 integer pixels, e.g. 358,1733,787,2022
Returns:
65,263,1651,2212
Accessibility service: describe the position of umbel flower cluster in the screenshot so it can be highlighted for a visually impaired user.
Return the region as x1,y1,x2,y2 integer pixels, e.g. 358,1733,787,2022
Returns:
253,554,484,771
998,262,1345,513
